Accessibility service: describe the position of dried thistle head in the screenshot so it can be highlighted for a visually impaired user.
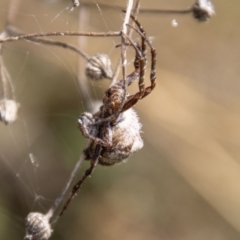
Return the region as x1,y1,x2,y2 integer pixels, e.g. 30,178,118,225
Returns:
192,0,215,22
24,212,52,240
0,99,19,124
85,53,113,80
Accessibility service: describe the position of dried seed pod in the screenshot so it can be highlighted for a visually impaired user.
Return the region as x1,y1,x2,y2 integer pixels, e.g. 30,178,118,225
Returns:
0,99,19,124
24,212,52,240
72,0,80,7
85,53,113,80
192,0,215,22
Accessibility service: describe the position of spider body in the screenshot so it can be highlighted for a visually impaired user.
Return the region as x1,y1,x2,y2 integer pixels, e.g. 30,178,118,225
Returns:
78,15,156,166
59,14,157,216
80,108,143,166
79,72,143,165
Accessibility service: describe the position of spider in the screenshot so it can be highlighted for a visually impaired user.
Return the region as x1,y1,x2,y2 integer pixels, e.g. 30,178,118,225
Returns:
59,15,156,216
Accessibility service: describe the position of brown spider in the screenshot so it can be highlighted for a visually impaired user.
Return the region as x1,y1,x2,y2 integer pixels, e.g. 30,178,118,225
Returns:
59,15,156,216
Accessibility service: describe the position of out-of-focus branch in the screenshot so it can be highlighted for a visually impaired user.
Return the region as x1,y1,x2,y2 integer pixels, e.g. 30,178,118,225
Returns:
79,0,215,22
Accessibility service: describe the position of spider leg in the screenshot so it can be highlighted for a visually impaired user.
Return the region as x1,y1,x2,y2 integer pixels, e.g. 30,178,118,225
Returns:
142,44,157,98
127,15,157,99
59,144,101,216
78,113,112,147
60,114,113,216
114,41,142,88
120,34,146,112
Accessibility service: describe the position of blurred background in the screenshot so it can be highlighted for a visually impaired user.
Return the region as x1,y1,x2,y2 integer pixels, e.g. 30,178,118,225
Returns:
0,0,240,239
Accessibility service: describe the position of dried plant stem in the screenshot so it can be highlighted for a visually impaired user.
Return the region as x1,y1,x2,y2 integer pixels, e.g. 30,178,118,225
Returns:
24,150,88,240
31,38,90,60
77,5,92,110
0,31,120,44
49,153,85,223
121,0,133,82
94,0,137,125
112,0,140,83
119,0,133,111
58,1,135,216
0,0,22,100
140,8,192,14
58,150,100,216
6,26,90,61
78,1,193,15
0,45,7,99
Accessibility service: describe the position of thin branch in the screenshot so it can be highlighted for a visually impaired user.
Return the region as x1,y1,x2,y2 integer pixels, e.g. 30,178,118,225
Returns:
24,153,86,240
6,25,90,61
0,31,121,44
78,0,214,22
94,0,138,125
49,153,85,223
57,0,134,217
0,45,7,99
58,153,99,217
120,0,134,108
140,8,192,14
112,0,140,84
0,0,22,100
31,38,90,60
77,5,92,111
77,1,192,14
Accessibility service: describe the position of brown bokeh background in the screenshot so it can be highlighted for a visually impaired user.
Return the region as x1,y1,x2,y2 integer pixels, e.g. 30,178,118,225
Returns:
0,0,240,239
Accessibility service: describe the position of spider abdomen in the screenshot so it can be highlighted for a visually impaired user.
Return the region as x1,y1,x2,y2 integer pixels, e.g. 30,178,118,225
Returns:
99,108,143,165
83,108,143,166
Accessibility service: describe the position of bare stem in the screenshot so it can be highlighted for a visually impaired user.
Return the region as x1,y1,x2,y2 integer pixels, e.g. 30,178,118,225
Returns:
58,0,134,217
0,45,8,99
6,25,90,61
119,0,134,113
140,8,193,14
78,1,193,15
0,31,121,44
0,0,22,100
48,153,85,223
112,0,140,83
94,0,137,126
59,142,102,217
77,5,92,111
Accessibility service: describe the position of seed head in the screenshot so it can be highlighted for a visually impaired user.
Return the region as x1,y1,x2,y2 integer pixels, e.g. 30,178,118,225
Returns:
24,212,52,240
0,99,19,124
85,53,113,80
192,0,215,22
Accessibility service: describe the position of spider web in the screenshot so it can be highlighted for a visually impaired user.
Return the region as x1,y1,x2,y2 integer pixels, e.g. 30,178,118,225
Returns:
1,0,167,238
0,0,124,239
0,0,173,238
1,1,240,240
